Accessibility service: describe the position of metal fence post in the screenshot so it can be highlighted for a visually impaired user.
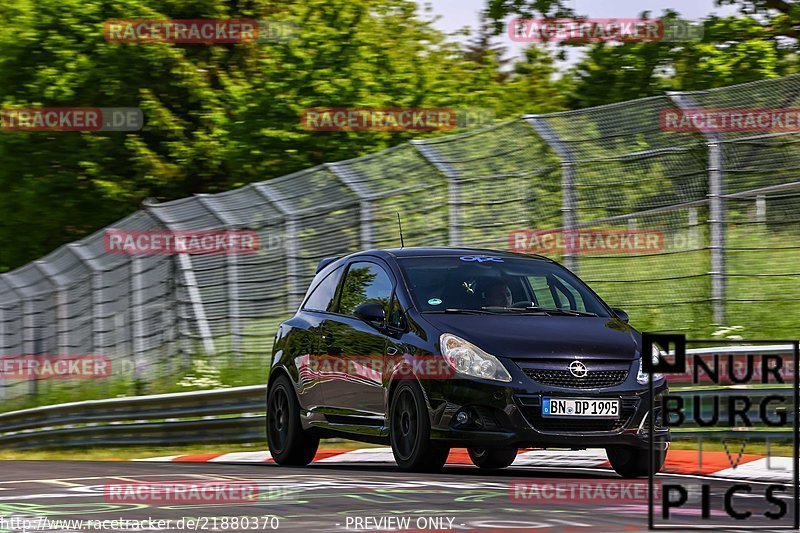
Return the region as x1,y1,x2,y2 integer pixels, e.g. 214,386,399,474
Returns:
143,200,216,356
91,273,103,355
0,278,20,401
129,255,146,391
34,261,68,356
174,254,215,355
24,300,37,395
0,302,4,401
411,141,462,246
197,195,242,357
524,116,579,272
3,275,36,395
326,163,374,249
668,92,726,325
252,184,301,311
66,244,106,357
756,195,767,223
708,139,726,325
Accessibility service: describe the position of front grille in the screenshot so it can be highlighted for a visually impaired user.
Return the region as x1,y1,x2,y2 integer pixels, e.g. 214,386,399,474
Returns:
523,368,628,389
516,396,639,433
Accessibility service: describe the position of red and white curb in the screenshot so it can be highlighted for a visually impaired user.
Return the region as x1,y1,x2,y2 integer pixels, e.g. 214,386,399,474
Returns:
135,448,792,483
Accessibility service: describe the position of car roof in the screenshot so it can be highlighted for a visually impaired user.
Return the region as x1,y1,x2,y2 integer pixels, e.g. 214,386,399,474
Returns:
315,247,554,274
358,247,553,262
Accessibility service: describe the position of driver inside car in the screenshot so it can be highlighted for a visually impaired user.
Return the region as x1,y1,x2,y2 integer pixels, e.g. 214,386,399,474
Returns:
484,281,513,307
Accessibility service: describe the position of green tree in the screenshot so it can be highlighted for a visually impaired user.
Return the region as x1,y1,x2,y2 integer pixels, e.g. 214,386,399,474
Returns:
484,1,800,109
565,14,798,108
496,45,568,116
0,0,508,271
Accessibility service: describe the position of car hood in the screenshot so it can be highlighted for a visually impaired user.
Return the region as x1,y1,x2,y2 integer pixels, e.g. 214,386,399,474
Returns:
421,314,641,361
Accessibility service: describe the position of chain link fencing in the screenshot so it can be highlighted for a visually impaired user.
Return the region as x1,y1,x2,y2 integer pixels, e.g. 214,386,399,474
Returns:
1,75,799,406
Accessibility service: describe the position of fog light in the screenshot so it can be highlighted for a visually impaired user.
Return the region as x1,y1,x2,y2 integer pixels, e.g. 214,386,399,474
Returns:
455,411,470,425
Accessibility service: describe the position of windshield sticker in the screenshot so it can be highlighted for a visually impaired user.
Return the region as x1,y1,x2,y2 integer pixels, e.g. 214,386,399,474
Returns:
427,298,443,306
459,255,504,263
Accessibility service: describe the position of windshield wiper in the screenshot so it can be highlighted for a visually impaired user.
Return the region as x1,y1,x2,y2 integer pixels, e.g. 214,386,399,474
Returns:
538,308,598,317
480,306,548,315
425,308,495,315
481,306,598,317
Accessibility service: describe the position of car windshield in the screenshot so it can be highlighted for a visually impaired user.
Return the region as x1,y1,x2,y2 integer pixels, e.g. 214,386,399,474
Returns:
397,255,611,317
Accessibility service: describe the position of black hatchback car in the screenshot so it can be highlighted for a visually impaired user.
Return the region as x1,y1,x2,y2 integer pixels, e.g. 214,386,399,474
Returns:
266,248,669,476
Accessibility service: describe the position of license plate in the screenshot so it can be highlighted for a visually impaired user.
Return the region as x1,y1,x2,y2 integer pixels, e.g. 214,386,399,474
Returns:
542,398,619,418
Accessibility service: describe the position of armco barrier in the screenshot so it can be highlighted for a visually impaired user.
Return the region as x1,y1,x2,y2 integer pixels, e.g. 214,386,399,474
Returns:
0,385,267,449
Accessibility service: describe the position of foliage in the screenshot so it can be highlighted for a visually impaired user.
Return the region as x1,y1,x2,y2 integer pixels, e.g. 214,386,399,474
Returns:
0,0,567,271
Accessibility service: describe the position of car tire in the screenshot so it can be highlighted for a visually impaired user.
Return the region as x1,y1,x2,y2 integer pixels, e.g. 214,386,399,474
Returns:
606,445,666,478
389,380,449,472
468,447,518,469
267,374,319,466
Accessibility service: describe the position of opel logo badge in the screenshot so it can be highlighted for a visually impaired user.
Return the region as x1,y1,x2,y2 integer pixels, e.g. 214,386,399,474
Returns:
569,360,588,378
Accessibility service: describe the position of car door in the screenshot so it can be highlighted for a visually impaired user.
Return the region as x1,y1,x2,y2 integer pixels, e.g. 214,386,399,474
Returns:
295,265,345,410
320,259,394,417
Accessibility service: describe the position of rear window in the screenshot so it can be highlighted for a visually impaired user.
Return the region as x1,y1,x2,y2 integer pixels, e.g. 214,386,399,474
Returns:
302,266,343,312
397,255,610,316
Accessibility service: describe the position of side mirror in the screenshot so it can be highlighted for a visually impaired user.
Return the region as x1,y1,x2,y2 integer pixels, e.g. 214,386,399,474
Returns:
354,302,386,327
611,308,629,323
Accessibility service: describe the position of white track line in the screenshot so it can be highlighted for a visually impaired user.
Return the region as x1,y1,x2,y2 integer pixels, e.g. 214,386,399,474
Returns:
709,457,794,483
208,451,273,462
315,448,396,463
513,449,609,467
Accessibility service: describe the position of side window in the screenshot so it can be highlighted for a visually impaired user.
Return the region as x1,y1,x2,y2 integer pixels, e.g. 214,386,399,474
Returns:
552,275,588,312
528,276,557,308
303,267,343,312
555,276,587,311
338,261,393,316
528,274,588,312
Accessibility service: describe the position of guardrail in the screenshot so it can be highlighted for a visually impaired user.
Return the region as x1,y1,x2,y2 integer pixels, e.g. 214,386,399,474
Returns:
0,385,267,449
0,344,796,450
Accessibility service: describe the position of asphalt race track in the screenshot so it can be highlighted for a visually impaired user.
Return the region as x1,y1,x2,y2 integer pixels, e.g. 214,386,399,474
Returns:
0,460,795,532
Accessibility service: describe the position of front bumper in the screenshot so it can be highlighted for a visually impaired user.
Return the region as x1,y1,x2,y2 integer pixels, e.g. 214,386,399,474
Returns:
424,358,670,450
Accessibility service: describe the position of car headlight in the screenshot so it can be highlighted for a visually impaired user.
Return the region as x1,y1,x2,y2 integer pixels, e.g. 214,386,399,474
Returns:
439,333,512,382
637,343,665,385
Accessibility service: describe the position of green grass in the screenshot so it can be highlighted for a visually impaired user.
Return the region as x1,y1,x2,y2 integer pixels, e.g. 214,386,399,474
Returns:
669,438,794,457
